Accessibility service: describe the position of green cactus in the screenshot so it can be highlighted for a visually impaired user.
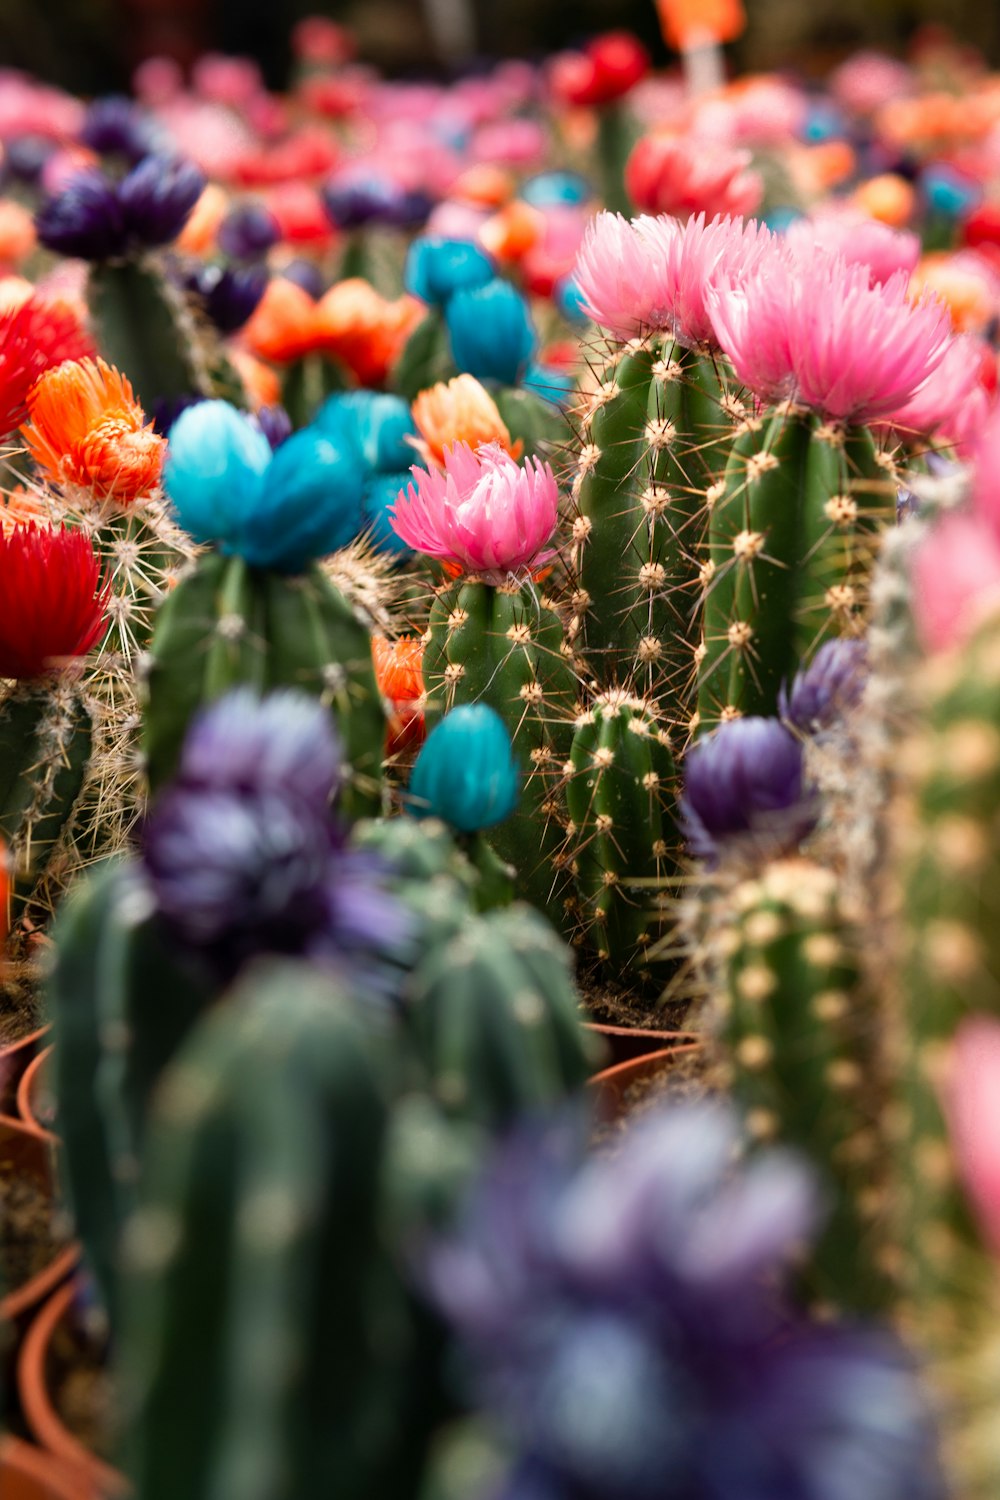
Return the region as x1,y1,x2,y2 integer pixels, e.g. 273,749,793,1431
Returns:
422,575,578,921
117,960,437,1500
46,857,213,1319
404,903,600,1126
0,679,93,925
493,386,571,461
353,814,510,917
702,856,890,1314
143,551,385,817
570,336,738,716
696,404,893,733
563,689,679,977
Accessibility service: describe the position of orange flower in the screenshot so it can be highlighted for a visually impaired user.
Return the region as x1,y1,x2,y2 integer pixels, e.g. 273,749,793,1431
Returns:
314,279,424,388
0,485,54,535
24,358,166,504
412,375,521,466
480,200,545,263
372,634,426,755
0,202,36,267
852,174,916,228
452,164,514,208
176,184,229,255
240,276,320,364
228,346,282,409
909,253,997,334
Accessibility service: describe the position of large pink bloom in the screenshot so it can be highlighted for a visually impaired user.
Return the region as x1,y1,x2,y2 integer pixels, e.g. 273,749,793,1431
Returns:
911,512,1000,655
573,212,671,340
882,333,992,456
390,442,559,581
708,249,953,423
625,133,763,222
783,210,920,287
941,1018,1000,1260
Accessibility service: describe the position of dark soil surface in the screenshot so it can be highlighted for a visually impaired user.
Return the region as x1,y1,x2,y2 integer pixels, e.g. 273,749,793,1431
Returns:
0,1170,70,1295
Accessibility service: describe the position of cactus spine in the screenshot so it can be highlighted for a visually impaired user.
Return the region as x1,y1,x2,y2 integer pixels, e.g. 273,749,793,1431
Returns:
563,690,678,976
143,552,385,816
697,405,893,731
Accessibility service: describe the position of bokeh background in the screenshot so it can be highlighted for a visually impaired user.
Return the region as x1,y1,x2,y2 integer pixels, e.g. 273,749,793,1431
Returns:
3,0,999,94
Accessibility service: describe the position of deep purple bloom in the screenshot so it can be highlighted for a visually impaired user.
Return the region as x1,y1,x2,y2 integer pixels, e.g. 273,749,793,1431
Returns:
35,169,127,260
252,404,293,450
217,201,280,261
190,262,269,333
779,639,868,734
680,717,816,864
281,259,326,300
80,95,161,164
428,1103,946,1500
322,173,432,231
175,687,342,809
3,135,55,185
150,394,202,436
118,155,205,248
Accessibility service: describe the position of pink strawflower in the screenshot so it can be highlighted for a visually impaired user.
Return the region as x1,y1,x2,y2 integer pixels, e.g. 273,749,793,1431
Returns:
941,1018,1000,1259
882,333,992,456
625,133,763,223
783,210,920,287
708,250,953,423
911,512,1000,654
390,442,559,581
573,213,666,339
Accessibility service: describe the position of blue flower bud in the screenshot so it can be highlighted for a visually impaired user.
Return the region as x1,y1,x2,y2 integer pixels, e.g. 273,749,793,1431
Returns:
921,164,980,219
252,404,293,451
408,704,520,833
238,427,364,572
164,400,271,548
361,472,414,557
445,278,537,386
404,236,495,306
521,171,592,206
281,259,325,300
316,390,416,473
190,262,268,334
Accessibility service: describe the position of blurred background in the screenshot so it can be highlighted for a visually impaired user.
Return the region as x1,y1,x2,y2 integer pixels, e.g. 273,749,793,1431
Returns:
2,0,999,95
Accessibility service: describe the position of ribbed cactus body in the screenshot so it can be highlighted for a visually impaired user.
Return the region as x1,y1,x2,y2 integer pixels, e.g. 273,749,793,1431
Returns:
143,552,384,815
493,386,569,460
47,858,213,1318
564,690,678,974
423,576,577,919
709,857,889,1313
119,961,432,1500
89,259,216,411
697,406,890,731
572,338,734,709
405,904,598,1126
0,681,93,923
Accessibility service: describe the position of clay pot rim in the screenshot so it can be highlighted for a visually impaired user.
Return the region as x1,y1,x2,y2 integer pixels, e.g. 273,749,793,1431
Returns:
17,1045,54,1136
18,1278,129,1496
0,1432,88,1500
0,1026,51,1111
589,1041,702,1091
0,1112,79,1323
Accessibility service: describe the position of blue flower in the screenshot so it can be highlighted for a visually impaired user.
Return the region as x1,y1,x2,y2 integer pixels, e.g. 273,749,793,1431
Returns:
362,472,414,557
280,259,325,300
921,164,980,218
523,362,575,409
404,237,495,306
238,426,364,572
117,155,205,247
322,174,432,231
446,279,537,386
521,172,592,207
408,705,520,833
428,1102,946,1500
176,686,342,808
164,400,271,548
779,639,868,734
316,391,416,473
680,717,816,865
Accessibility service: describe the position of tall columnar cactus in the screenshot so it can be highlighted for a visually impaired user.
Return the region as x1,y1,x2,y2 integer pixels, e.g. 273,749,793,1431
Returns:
403,903,601,1126
702,856,890,1314
570,335,738,714
143,553,384,816
117,961,437,1500
563,689,679,977
696,404,894,732
422,575,578,920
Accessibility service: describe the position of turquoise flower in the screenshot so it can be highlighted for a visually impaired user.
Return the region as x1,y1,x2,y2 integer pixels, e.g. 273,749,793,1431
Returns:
361,472,413,557
316,391,416,473
164,400,271,549
446,279,537,386
408,705,520,833
404,237,495,306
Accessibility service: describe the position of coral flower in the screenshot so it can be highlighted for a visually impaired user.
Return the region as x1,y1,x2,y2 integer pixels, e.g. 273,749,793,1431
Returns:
625,133,763,221
708,250,953,424
0,295,94,439
241,276,319,364
24,358,166,503
372,634,426,755
881,333,992,455
0,202,36,268
0,522,109,678
783,211,920,287
908,252,999,335
390,441,559,580
412,375,520,466
314,279,424,388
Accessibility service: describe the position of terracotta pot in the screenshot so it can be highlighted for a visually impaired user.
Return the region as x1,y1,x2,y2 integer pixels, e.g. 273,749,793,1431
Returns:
589,1043,702,1123
17,1046,54,1136
19,1279,129,1499
583,1022,698,1067
0,1114,79,1326
0,1027,50,1117
0,1434,86,1500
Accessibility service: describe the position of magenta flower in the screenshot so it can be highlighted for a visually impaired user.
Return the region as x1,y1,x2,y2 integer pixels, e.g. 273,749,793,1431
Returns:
882,333,992,455
708,249,953,423
573,212,668,340
390,441,559,581
783,210,920,287
911,512,1000,655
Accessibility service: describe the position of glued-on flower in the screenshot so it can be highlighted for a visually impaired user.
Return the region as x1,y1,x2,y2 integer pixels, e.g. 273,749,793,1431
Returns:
24,358,166,503
0,522,109,678
408,704,519,833
412,374,520,466
390,441,558,580
0,294,94,439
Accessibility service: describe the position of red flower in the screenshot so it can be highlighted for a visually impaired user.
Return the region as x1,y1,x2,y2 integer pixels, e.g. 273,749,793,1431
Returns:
0,295,94,440
0,523,109,679
549,32,649,109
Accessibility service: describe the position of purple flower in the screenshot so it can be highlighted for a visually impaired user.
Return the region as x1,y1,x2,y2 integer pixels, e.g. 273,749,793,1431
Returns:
35,169,127,260
80,95,161,164
118,155,205,248
190,262,269,333
281,260,326,300
779,639,868,734
322,173,432,231
252,404,293,451
176,687,342,809
217,201,281,261
428,1103,946,1500
150,394,202,436
3,135,55,186
680,717,816,864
